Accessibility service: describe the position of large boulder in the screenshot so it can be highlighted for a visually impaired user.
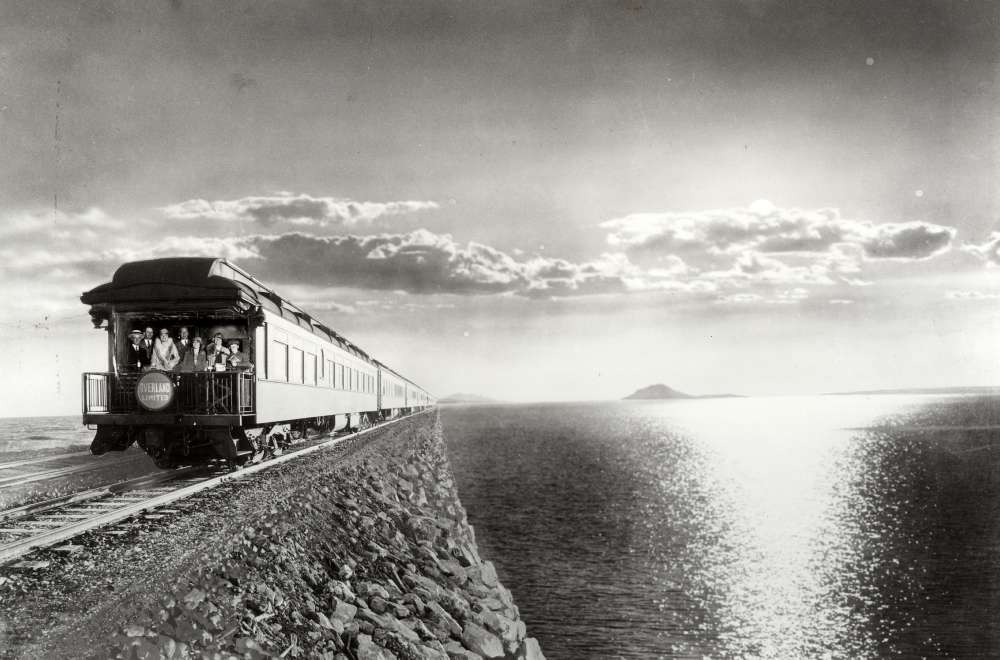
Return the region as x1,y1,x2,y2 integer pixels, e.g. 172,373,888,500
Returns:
479,562,498,588
518,638,545,660
460,622,504,659
444,640,484,660
357,608,421,643
356,634,392,660
426,601,463,636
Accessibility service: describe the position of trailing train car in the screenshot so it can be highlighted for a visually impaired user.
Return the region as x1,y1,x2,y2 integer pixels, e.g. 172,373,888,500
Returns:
80,258,434,468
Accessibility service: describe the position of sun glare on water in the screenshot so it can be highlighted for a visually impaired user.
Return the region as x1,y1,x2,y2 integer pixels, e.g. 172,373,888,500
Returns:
642,395,934,659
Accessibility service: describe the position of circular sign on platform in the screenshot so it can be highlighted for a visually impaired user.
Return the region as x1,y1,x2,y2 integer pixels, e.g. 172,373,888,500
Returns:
135,371,175,411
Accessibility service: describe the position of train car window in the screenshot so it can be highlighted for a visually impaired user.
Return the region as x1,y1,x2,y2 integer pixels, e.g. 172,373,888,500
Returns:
326,360,334,388
305,352,317,386
289,347,304,384
337,363,344,389
269,340,288,382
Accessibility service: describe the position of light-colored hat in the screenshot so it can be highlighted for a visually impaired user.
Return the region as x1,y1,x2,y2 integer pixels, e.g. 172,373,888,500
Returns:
129,329,142,336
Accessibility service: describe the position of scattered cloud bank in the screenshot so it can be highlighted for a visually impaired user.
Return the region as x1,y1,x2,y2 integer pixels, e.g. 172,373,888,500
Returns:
961,232,1000,266
594,200,961,301
0,200,969,316
161,192,439,229
602,199,955,264
238,231,645,297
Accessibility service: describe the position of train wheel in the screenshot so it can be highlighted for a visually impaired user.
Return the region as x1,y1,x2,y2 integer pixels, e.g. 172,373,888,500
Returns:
268,434,284,457
152,449,177,470
243,428,267,464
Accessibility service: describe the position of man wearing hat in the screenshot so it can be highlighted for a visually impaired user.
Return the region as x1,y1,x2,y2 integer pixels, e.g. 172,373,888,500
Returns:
125,329,146,371
173,326,193,372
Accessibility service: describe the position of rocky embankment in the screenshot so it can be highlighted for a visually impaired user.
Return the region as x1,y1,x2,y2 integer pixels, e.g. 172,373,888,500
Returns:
0,414,544,659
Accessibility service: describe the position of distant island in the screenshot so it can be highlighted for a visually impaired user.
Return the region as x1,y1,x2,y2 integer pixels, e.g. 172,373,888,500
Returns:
437,393,500,404
623,384,743,400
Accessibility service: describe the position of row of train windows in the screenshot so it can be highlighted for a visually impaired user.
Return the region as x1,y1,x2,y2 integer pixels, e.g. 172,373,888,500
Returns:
381,383,405,398
268,340,376,393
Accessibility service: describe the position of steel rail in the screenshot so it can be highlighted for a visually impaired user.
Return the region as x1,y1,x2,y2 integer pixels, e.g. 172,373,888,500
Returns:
0,409,434,565
0,454,149,489
0,451,95,471
0,466,205,522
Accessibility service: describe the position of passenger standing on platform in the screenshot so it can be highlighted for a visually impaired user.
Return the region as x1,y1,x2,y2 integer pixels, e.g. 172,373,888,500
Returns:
125,329,145,371
226,339,251,371
179,336,207,372
207,333,230,370
151,328,180,370
173,326,192,371
140,326,155,368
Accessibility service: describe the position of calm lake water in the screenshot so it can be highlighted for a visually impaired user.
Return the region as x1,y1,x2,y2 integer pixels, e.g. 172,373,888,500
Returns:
440,395,1000,660
0,415,92,453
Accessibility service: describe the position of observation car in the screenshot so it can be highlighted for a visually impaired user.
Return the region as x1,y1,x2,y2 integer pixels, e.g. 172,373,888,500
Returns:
80,258,434,468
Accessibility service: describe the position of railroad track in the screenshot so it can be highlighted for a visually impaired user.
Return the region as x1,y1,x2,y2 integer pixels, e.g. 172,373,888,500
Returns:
0,450,94,471
0,453,149,490
0,410,432,566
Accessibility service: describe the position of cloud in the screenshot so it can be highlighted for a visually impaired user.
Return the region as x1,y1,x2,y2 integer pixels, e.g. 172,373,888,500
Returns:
234,232,718,298
860,222,955,260
945,290,1000,301
0,198,968,318
237,230,652,297
0,208,126,245
961,232,1000,266
161,192,439,229
716,288,809,305
601,201,956,265
0,231,260,292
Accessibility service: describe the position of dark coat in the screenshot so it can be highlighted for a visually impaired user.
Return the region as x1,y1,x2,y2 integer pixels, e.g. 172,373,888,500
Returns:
179,348,208,372
139,337,155,366
174,337,194,370
207,344,230,368
125,341,145,370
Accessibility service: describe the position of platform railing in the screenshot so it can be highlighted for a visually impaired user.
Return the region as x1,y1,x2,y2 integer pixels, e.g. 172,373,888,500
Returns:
83,371,255,416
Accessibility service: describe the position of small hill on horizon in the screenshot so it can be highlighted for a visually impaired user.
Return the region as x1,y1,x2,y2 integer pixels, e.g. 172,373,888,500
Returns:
437,393,500,404
624,384,693,400
624,383,744,400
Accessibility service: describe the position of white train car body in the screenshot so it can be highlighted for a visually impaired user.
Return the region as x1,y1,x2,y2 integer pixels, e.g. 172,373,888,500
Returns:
254,309,380,423
80,258,434,467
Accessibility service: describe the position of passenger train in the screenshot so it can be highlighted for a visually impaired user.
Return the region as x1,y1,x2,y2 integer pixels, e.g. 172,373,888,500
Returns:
80,258,434,468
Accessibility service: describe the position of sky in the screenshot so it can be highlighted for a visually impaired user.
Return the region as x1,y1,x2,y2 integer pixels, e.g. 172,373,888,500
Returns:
0,0,998,416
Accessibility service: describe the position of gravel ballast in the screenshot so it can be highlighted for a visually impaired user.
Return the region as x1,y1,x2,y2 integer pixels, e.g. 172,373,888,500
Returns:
0,412,545,660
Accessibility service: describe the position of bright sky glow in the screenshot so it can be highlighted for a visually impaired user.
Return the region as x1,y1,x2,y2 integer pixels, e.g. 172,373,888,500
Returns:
0,2,997,415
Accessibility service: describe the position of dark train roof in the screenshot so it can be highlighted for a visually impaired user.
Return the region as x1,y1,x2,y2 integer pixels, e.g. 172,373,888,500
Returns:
81,258,377,361
81,257,431,390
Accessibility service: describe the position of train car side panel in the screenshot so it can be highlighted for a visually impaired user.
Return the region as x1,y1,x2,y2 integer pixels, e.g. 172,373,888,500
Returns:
255,309,378,424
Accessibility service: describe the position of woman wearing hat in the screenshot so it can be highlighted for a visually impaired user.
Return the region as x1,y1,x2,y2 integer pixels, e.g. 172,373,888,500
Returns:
179,336,207,372
226,339,251,371
151,328,180,371
206,333,230,370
